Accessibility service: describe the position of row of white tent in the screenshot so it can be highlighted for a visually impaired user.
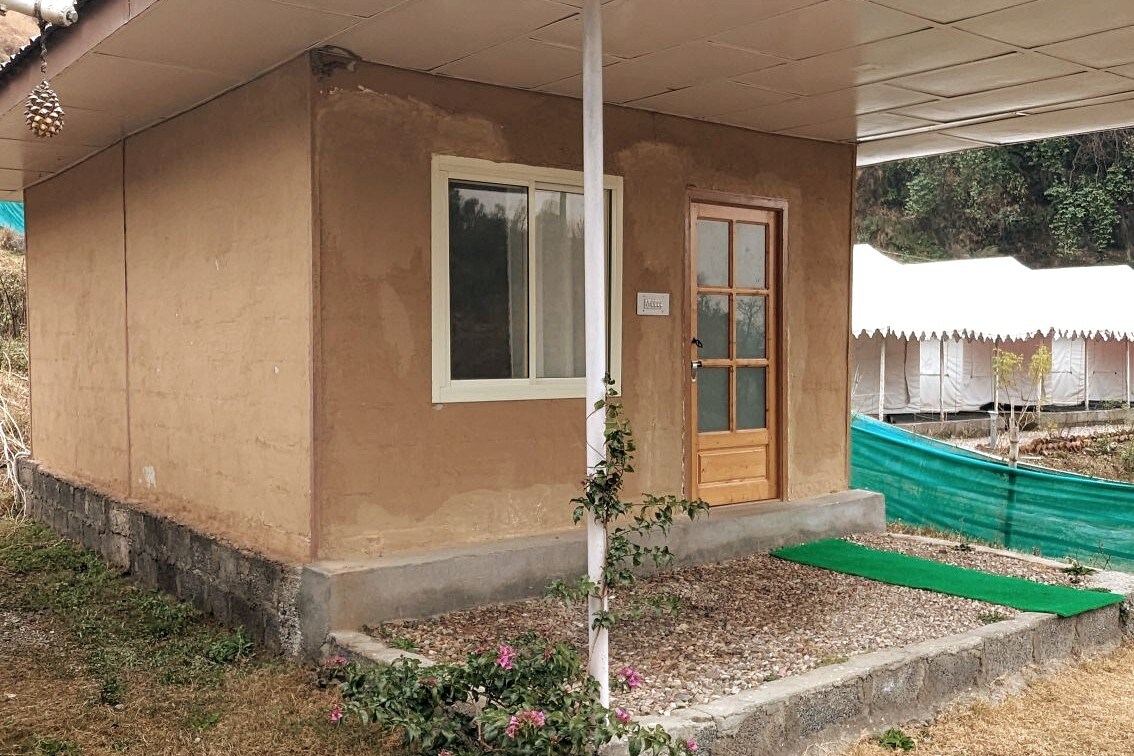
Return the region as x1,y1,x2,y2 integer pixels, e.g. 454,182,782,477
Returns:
851,244,1134,417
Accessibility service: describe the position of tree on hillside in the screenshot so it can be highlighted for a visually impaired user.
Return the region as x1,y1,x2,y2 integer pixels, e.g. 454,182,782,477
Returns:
857,128,1134,267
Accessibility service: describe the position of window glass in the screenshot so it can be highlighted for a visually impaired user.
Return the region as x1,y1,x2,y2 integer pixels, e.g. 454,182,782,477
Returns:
535,189,585,378
448,181,529,380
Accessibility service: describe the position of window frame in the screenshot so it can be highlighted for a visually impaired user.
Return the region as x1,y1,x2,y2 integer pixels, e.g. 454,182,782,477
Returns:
431,155,624,403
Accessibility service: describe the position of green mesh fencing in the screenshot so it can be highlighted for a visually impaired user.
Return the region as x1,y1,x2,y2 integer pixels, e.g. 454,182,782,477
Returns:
850,414,1134,570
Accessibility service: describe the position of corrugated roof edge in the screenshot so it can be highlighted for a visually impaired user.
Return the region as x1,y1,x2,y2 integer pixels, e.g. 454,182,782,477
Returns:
0,0,98,86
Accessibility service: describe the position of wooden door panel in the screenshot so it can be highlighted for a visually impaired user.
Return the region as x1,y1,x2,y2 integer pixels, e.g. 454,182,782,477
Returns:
689,200,780,506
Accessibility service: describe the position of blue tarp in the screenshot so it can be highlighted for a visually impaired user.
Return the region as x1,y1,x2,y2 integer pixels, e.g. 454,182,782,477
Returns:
851,414,1134,570
0,202,24,234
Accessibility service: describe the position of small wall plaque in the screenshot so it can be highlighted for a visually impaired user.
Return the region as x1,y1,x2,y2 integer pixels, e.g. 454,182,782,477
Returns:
636,292,670,316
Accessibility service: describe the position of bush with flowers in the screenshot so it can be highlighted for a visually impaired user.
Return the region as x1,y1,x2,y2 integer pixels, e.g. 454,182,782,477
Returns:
321,381,704,754
321,634,697,755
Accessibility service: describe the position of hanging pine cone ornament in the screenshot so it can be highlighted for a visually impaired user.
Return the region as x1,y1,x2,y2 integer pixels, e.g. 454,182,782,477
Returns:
25,80,64,139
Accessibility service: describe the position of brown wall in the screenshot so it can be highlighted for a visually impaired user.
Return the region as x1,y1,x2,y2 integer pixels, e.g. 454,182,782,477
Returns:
27,60,314,562
27,145,130,494
314,63,855,559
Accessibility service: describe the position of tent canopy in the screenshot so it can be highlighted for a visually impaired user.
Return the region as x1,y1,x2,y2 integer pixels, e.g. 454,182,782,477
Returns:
853,244,1134,341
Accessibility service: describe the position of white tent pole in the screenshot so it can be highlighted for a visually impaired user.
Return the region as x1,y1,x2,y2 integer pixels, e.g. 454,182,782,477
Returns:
582,0,609,710
1083,339,1090,410
939,338,946,422
1126,338,1131,409
877,335,886,421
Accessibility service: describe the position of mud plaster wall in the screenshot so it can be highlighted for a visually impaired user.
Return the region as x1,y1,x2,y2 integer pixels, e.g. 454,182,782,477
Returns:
314,63,854,560
121,59,314,562
26,145,130,495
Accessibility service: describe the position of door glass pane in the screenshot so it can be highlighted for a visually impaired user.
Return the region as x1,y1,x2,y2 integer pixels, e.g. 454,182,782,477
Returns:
449,181,529,380
535,189,585,378
737,295,766,359
736,223,766,289
698,367,729,432
697,294,729,359
696,219,729,286
738,367,767,429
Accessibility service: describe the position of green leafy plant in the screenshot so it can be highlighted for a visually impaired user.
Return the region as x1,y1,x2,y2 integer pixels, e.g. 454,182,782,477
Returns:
1060,558,1097,577
205,627,253,665
387,636,418,652
34,737,80,756
875,727,916,751
978,612,1008,624
546,378,708,629
324,634,697,755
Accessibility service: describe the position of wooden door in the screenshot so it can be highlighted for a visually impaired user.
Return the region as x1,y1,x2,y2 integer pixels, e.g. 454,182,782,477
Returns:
689,201,779,505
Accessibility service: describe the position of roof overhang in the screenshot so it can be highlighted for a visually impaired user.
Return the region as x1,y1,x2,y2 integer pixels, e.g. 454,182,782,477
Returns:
4,0,1134,200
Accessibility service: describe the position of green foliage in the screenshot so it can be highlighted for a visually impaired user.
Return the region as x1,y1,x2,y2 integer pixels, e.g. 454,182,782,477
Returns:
1119,442,1134,474
33,737,80,756
978,612,1008,624
547,378,708,629
857,128,1134,266
205,627,254,665
324,635,696,755
387,636,419,652
1060,558,1097,577
875,727,916,751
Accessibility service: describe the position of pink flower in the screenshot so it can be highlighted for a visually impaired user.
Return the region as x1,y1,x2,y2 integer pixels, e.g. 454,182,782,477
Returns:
685,740,699,752
325,654,347,666
329,704,343,723
619,666,643,690
615,707,632,724
497,644,517,670
505,714,521,739
439,751,453,756
524,710,546,727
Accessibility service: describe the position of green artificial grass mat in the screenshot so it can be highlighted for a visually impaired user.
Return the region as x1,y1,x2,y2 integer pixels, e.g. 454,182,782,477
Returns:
771,539,1124,617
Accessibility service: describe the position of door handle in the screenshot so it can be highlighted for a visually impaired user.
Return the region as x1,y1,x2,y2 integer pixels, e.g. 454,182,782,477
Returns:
691,359,703,382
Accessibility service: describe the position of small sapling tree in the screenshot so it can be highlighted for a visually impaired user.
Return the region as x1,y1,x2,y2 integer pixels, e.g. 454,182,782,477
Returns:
993,344,1052,467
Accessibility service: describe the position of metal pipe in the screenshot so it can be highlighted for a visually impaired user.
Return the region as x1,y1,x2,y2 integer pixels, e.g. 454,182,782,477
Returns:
582,0,609,709
0,1,78,26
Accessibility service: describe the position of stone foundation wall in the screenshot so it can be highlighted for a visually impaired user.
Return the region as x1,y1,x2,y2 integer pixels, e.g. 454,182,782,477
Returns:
19,459,303,654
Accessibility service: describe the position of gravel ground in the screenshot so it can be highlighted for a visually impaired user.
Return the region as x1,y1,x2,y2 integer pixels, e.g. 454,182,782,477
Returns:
370,534,1081,717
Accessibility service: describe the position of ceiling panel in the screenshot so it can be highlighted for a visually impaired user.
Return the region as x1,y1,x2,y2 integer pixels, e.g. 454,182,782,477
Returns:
328,0,576,71
739,28,1012,95
0,105,127,147
954,0,1134,48
625,80,797,118
892,52,1084,98
857,131,993,164
436,38,597,89
531,0,822,58
868,0,1030,24
97,0,359,78
268,0,406,18
895,71,1134,122
0,167,48,191
1111,63,1134,80
51,53,240,131
1037,26,1134,69
0,137,101,173
713,0,930,61
720,83,934,132
940,97,1134,143
781,111,933,140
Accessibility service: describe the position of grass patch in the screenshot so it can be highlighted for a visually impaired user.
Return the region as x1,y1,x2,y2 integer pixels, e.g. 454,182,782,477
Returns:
0,518,395,755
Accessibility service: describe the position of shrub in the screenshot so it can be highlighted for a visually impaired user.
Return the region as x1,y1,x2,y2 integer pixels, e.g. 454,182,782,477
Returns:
324,634,698,755
1119,442,1134,474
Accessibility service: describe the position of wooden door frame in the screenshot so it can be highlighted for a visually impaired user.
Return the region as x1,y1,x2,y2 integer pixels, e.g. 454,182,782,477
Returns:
683,189,789,502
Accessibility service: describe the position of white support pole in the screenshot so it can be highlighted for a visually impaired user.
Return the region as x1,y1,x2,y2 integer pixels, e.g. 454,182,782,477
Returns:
938,338,946,422
582,0,609,709
0,0,78,26
1083,339,1091,410
877,335,886,421
1126,338,1131,409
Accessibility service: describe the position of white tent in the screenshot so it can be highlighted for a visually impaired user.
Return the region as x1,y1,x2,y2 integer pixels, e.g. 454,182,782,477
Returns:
852,245,1134,418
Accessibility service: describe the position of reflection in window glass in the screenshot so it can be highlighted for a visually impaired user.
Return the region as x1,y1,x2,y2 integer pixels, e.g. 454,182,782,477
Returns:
449,181,529,380
536,189,585,378
697,219,729,286
697,294,729,359
737,295,766,359
736,223,766,289
737,367,767,429
698,367,730,432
